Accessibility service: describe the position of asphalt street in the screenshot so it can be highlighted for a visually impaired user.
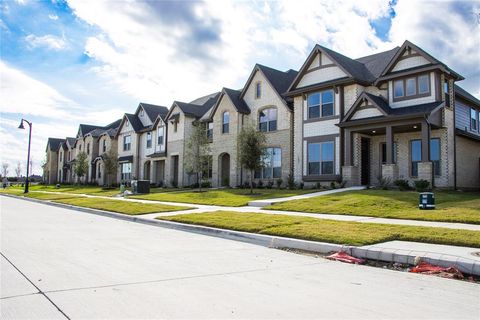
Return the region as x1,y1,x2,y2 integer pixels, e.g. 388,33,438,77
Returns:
1,196,479,319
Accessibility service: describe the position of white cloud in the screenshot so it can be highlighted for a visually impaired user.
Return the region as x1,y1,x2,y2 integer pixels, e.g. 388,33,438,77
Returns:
48,14,59,21
25,34,67,51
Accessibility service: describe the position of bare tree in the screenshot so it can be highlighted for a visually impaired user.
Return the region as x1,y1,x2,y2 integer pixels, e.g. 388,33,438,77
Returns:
15,162,22,178
1,162,9,178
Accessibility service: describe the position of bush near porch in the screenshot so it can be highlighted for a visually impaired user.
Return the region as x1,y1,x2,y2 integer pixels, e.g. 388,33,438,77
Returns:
266,190,480,224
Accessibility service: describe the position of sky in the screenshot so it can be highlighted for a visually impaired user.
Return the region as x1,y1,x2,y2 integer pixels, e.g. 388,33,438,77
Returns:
0,0,479,176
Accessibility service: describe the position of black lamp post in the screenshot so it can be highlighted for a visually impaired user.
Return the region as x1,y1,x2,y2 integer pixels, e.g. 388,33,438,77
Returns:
18,119,32,193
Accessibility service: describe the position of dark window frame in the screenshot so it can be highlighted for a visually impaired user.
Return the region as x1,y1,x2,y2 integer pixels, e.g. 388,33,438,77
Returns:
123,135,131,151
471,108,478,132
392,73,431,102
254,147,282,179
146,132,152,149
222,111,230,134
206,122,213,141
307,89,335,120
157,126,164,145
307,141,335,176
255,81,262,99
259,108,277,132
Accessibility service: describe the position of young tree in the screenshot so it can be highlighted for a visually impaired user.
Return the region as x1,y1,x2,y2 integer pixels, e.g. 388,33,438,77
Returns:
15,162,22,178
184,121,211,192
238,124,266,194
102,148,118,187
1,162,9,178
74,152,88,184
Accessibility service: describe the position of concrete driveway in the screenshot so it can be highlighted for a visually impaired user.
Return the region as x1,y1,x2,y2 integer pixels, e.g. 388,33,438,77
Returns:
1,196,479,319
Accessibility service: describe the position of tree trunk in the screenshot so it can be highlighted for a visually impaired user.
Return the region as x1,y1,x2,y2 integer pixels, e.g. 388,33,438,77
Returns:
250,169,254,194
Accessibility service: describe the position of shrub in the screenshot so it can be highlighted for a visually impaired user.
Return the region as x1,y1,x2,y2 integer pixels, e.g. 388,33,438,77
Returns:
377,175,392,190
315,182,322,189
287,174,296,190
299,182,304,189
330,181,336,189
394,179,411,191
258,180,264,189
170,180,178,188
222,177,230,187
266,180,274,189
201,181,211,188
414,179,430,192
276,178,283,189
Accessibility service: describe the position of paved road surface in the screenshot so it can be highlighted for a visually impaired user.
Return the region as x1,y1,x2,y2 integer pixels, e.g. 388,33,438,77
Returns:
1,196,479,319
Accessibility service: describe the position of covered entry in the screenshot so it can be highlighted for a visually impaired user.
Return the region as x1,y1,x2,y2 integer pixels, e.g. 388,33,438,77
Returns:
219,153,230,186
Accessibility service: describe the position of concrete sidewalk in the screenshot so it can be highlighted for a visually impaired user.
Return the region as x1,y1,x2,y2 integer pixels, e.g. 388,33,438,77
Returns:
247,186,366,206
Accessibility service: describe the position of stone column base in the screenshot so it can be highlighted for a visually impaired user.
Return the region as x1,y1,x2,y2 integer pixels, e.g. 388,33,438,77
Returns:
418,162,433,185
342,166,359,187
381,164,399,182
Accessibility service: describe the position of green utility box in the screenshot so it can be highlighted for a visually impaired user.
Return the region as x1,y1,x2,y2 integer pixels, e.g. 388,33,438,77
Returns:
419,192,435,210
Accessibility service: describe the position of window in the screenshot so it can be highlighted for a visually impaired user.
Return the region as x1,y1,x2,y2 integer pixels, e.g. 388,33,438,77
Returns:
157,126,164,145
255,148,281,179
87,143,90,155
173,121,178,132
471,108,478,131
222,112,230,133
430,138,441,176
307,141,334,175
102,140,107,153
121,163,132,181
444,80,450,107
79,145,82,151
140,109,144,116
406,78,416,96
380,143,397,164
307,90,334,119
123,135,131,151
126,120,129,127
255,82,262,99
206,122,213,140
394,80,404,98
411,140,422,176
393,74,430,100
68,151,70,161
146,132,152,148
259,108,277,132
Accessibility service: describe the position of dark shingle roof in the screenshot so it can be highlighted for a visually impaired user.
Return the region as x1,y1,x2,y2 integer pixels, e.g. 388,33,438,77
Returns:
125,113,145,132
174,92,221,119
223,88,250,114
79,124,102,136
66,137,76,147
140,103,169,121
389,101,443,116
363,92,391,114
46,138,65,152
104,119,121,130
257,64,298,97
355,47,400,79
455,85,480,106
190,92,221,105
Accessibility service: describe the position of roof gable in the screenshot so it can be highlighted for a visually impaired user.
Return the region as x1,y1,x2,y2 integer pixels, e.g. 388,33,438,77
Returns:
343,92,390,121
201,88,250,122
45,138,65,152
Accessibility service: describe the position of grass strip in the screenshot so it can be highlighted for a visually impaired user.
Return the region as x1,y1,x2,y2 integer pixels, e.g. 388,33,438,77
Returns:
158,211,480,247
266,190,480,224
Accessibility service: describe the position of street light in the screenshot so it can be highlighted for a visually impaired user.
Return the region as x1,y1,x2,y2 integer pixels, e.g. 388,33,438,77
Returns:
18,119,32,193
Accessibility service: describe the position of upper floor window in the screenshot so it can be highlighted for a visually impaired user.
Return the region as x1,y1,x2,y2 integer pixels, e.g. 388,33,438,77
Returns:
471,108,478,132
123,135,131,151
307,141,334,175
146,132,152,148
222,112,230,134
255,82,262,99
259,108,277,132
102,140,107,153
206,122,213,140
393,74,430,101
307,90,334,119
86,143,90,155
68,151,70,161
173,121,178,132
157,126,164,145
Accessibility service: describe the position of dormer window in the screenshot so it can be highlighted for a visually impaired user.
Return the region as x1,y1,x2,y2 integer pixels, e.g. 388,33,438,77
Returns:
393,74,430,102
255,82,262,99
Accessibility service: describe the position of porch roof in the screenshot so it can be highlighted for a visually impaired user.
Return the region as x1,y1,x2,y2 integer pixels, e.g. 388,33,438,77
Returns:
118,155,133,163
146,152,166,158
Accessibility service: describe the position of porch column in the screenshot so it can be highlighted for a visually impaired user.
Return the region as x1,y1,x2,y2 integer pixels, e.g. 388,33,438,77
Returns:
385,125,393,164
342,129,359,186
345,129,352,166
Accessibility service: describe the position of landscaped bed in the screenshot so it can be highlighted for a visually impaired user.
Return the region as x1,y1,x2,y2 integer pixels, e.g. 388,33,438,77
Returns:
158,211,480,247
266,190,480,224
130,188,315,206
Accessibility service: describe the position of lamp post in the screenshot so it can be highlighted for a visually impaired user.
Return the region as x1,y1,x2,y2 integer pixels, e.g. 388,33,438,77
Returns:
18,119,32,193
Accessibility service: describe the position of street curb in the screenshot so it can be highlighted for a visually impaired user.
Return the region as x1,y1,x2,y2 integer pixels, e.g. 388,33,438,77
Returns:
3,193,480,276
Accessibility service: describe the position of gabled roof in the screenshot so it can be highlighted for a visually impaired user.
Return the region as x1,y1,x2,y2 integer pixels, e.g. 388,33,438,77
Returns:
200,88,250,122
343,92,390,121
78,124,102,137
124,113,144,132
46,138,65,152
455,85,480,107
138,103,169,121
104,119,122,130
355,47,400,79
65,137,76,148
167,92,221,120
240,64,298,107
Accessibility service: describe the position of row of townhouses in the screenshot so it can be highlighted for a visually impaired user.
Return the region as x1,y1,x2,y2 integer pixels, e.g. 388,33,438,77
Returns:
45,40,480,189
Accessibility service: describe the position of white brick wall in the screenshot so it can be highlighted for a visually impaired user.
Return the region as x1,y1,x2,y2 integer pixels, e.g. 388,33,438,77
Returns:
303,119,339,137
296,66,347,88
351,108,383,120
391,55,430,72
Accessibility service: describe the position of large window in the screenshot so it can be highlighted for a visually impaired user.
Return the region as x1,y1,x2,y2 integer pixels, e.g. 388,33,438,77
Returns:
203,155,213,179
307,90,334,119
471,108,478,132
102,139,107,152
307,141,334,175
86,143,90,155
410,140,422,176
393,74,430,100
255,147,281,179
206,122,213,140
146,132,152,148
157,126,164,145
259,108,277,132
123,135,131,151
255,82,262,99
430,138,441,176
121,163,132,181
222,112,230,133
380,143,397,164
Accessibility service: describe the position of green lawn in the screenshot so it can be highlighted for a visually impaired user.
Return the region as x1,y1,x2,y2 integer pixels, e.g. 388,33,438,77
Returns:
28,185,122,196
266,190,480,224
158,211,480,248
130,188,315,206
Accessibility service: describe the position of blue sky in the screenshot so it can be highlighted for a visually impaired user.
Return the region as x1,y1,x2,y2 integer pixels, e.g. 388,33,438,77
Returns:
1,0,479,175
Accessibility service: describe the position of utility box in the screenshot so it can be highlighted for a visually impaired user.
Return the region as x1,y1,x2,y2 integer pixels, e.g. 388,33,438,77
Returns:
419,192,435,210
135,180,150,194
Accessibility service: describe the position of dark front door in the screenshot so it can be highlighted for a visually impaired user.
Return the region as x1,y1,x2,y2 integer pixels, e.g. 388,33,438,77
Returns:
360,138,370,185
172,156,179,187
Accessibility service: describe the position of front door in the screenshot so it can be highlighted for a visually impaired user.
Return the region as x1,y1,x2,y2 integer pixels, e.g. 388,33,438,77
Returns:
360,137,370,185
220,153,230,186
172,156,179,187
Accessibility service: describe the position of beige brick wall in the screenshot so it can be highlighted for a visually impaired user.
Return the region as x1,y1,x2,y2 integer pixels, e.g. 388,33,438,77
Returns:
293,95,303,182
456,136,480,189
